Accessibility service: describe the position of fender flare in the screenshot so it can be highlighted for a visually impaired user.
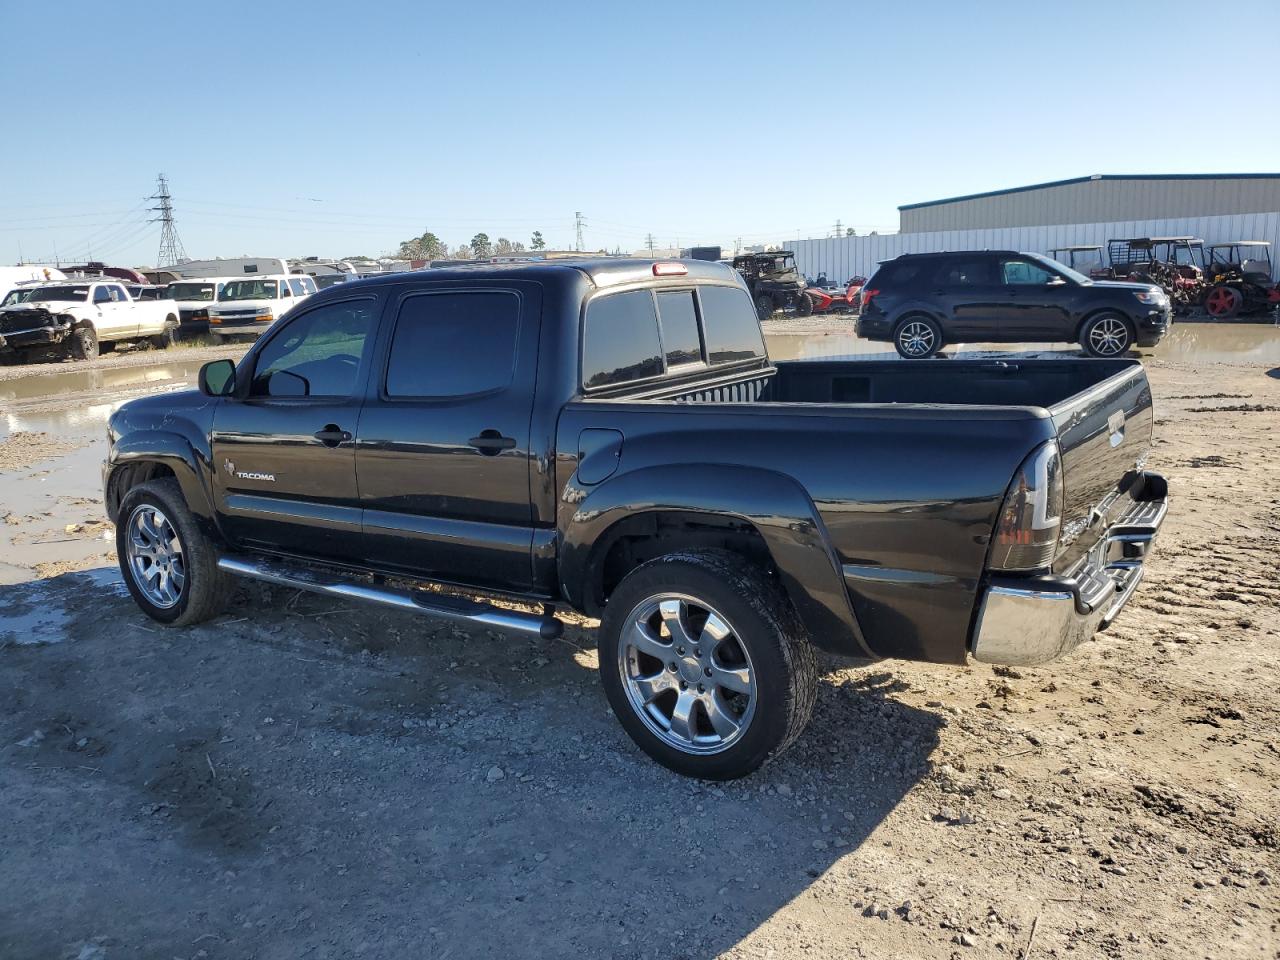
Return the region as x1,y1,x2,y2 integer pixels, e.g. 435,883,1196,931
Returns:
559,464,873,658
105,432,215,526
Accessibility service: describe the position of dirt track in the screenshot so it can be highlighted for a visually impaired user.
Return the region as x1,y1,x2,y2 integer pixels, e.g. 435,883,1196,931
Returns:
1,327,1278,959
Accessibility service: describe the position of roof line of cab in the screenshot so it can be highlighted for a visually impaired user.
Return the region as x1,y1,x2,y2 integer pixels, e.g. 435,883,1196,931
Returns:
326,258,740,292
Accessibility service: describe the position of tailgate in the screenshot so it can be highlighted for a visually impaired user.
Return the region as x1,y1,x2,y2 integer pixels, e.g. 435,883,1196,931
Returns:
1049,362,1154,574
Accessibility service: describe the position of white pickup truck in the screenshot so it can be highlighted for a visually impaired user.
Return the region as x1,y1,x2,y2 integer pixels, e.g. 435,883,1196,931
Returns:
0,280,180,362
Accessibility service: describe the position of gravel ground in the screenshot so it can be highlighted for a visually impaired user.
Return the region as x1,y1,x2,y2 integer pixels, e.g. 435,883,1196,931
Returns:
0,336,1277,959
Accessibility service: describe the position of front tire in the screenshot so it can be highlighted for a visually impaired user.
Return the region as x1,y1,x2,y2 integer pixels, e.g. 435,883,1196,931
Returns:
598,550,817,780
893,316,942,358
1080,313,1133,357
68,326,99,360
116,478,230,626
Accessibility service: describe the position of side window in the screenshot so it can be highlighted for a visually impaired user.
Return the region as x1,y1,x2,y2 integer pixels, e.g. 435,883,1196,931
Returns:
280,279,293,297
93,286,111,304
1001,259,1054,285
385,291,520,398
582,290,663,389
288,278,307,296
112,285,129,301
250,299,375,398
935,259,995,287
301,277,317,294
697,285,766,365
655,290,703,368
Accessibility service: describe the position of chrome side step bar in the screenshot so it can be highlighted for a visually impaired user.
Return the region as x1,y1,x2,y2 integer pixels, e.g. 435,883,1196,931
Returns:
216,555,564,639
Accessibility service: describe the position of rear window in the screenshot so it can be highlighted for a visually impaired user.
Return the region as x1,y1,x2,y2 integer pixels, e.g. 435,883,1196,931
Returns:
655,290,702,367
386,291,520,398
582,290,663,389
697,285,765,365
872,259,933,288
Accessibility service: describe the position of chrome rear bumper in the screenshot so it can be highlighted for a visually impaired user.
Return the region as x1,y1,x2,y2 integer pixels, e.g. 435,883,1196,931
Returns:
971,477,1167,667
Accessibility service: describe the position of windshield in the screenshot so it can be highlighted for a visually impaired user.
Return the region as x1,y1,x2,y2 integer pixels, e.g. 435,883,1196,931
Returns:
221,279,278,301
1,288,39,306
1031,253,1090,285
24,285,90,302
169,281,221,302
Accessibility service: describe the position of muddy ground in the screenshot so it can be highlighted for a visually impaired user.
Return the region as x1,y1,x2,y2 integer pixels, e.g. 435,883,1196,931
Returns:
1,325,1277,960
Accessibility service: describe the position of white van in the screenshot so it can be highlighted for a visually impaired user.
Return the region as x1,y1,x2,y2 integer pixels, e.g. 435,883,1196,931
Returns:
206,274,317,341
167,276,237,335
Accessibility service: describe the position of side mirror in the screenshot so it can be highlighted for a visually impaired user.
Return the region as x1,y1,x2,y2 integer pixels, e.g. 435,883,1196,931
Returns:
1046,276,1067,287
198,359,236,397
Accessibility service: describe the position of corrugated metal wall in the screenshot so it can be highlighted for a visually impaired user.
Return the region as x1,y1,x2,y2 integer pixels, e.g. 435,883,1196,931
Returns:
785,211,1280,283
900,178,1280,232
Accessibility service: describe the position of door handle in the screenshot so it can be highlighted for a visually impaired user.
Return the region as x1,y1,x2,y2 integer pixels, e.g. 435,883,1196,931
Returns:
468,430,516,455
313,424,352,447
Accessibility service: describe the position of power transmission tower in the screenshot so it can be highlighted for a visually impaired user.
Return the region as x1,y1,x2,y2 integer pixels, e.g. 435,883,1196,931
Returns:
574,211,585,252
833,219,842,238
645,233,656,257
149,173,187,266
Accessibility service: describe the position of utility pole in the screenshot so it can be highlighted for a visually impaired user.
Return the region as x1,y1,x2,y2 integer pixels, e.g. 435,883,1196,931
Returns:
574,211,585,252
149,173,187,267
645,233,656,257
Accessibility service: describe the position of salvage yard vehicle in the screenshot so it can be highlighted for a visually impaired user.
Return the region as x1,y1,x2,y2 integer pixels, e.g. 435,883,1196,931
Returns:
733,251,807,319
1202,241,1276,318
857,250,1171,358
168,277,235,336
1048,245,1110,279
1105,236,1205,313
104,259,1168,779
800,275,866,315
0,280,179,361
206,274,316,343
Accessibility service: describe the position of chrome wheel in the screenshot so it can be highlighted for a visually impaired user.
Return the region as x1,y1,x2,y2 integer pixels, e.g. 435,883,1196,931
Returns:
618,593,756,755
125,504,185,608
897,320,935,357
1087,317,1129,356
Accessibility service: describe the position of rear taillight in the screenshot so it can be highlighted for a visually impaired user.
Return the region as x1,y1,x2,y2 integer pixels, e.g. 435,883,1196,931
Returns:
989,440,1063,571
860,287,879,309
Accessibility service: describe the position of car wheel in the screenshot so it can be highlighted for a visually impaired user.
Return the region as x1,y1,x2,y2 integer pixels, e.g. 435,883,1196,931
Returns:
893,316,941,358
598,549,817,780
796,292,813,317
208,333,225,345
1204,285,1242,319
755,294,775,321
150,322,179,349
1080,314,1133,357
68,326,99,360
116,478,231,626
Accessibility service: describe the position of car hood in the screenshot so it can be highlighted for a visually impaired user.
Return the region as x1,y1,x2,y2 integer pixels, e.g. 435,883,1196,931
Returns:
0,300,78,312
1090,280,1161,293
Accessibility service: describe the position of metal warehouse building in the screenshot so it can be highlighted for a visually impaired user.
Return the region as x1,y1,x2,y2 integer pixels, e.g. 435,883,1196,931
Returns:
899,173,1280,233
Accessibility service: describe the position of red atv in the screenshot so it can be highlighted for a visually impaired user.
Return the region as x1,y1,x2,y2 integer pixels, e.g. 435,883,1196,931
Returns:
799,275,866,315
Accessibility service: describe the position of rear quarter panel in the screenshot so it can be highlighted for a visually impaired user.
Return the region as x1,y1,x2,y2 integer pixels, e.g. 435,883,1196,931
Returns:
556,402,1054,664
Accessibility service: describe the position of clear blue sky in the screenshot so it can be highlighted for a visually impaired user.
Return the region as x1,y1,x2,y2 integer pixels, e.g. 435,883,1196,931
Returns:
3,0,1278,266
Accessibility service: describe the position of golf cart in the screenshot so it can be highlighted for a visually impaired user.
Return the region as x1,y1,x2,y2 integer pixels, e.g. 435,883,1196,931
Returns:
1202,241,1277,318
1106,236,1206,313
1048,245,1110,279
732,251,807,320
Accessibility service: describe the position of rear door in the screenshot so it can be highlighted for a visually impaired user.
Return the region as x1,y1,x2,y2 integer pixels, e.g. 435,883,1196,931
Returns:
210,294,380,560
931,256,1003,341
354,281,542,591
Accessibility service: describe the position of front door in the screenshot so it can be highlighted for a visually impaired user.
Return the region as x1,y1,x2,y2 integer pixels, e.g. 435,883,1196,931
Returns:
210,295,380,560
995,256,1075,342
355,282,541,591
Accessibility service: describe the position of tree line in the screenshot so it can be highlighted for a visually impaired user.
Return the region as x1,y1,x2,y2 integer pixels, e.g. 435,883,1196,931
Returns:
396,229,547,261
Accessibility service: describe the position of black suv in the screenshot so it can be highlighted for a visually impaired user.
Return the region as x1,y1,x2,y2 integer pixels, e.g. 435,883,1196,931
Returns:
857,250,1172,358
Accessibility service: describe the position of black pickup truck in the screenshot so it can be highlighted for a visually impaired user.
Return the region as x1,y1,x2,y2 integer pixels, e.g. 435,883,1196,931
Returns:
104,258,1168,779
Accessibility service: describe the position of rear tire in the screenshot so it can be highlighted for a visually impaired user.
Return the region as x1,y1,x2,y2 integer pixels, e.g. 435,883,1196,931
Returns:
150,321,179,349
116,478,231,627
755,294,775,321
893,315,942,358
598,549,817,780
68,326,98,360
1080,313,1133,357
1204,285,1242,319
796,292,813,316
